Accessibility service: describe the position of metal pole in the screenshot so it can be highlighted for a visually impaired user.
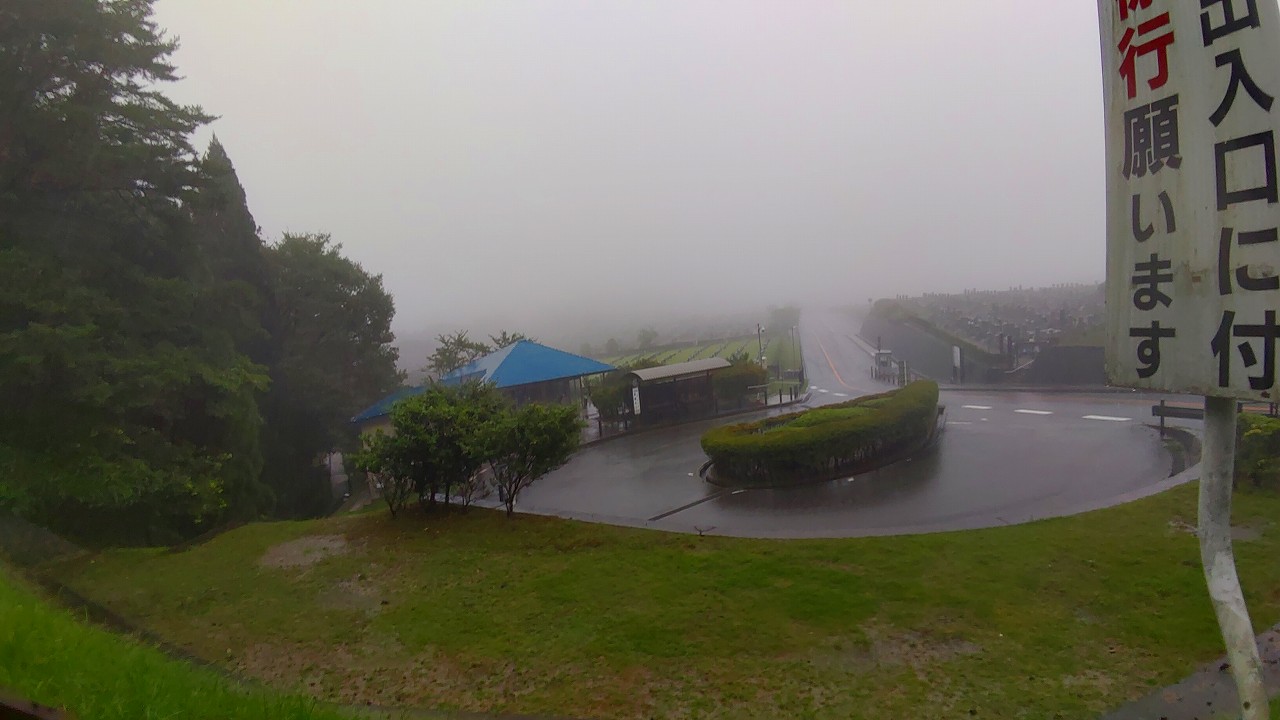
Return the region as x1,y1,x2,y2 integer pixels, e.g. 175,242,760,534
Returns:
1200,395,1269,720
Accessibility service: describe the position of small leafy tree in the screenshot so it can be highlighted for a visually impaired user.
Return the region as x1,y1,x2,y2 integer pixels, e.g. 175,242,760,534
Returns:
425,330,492,376
489,330,533,349
484,404,583,517
352,431,414,518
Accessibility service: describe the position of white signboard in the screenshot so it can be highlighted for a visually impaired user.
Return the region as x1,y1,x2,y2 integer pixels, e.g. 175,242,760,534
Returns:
632,385,641,415
1101,0,1280,401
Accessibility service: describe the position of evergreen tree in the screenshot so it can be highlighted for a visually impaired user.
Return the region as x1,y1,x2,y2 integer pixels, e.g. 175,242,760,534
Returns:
262,233,403,517
186,137,276,518
0,0,266,542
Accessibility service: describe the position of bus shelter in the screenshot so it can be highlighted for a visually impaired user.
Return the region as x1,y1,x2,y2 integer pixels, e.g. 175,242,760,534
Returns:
626,357,730,426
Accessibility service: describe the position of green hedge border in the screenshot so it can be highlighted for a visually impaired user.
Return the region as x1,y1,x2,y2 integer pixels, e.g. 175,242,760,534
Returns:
701,381,940,487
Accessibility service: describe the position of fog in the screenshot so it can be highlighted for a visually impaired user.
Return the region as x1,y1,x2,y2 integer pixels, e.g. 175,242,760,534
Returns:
153,1,1106,349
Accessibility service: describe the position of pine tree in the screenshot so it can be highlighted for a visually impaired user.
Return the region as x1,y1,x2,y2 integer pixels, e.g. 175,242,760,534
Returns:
0,0,267,542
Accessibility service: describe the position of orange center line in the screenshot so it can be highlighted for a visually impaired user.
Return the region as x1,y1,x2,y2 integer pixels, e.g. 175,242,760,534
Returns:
816,337,859,392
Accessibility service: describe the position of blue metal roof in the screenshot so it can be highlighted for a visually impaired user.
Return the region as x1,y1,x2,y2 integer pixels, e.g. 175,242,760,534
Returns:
350,385,428,424
351,341,614,423
441,340,614,389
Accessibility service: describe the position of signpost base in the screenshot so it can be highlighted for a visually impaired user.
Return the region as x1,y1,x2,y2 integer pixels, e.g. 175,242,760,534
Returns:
1200,395,1269,719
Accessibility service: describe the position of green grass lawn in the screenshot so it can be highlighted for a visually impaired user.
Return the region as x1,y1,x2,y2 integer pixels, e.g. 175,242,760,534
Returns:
0,564,362,720
39,484,1280,720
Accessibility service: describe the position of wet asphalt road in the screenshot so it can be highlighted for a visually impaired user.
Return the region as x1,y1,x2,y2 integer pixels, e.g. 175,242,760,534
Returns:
517,311,1192,538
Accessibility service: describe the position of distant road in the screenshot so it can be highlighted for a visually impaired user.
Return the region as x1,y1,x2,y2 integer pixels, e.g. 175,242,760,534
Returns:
516,310,1187,538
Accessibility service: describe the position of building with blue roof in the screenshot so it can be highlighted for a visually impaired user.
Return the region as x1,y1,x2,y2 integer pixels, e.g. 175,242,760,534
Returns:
351,340,614,431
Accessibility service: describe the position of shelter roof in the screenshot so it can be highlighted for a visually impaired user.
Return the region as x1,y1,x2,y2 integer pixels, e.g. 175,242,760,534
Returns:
628,357,731,382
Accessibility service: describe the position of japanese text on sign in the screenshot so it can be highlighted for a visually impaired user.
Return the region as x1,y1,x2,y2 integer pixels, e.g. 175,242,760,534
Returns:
1101,0,1280,400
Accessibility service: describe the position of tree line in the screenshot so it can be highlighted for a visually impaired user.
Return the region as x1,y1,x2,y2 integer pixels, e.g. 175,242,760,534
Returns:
0,0,402,542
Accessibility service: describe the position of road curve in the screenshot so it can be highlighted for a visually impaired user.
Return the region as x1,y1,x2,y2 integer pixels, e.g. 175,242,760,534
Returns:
514,310,1191,538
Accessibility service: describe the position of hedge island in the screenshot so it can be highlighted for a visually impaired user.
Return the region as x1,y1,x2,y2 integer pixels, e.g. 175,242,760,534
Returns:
700,380,940,487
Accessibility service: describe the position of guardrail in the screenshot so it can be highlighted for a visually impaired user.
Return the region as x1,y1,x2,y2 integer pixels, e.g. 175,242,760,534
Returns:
1151,399,1279,436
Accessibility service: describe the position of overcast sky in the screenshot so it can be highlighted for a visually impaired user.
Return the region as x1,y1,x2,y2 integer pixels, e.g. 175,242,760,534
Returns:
152,1,1107,338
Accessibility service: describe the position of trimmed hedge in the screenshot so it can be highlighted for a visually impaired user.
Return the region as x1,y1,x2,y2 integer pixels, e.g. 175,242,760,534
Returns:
701,381,939,487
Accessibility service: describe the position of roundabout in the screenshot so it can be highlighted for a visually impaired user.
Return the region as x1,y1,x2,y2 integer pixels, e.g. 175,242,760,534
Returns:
514,311,1196,538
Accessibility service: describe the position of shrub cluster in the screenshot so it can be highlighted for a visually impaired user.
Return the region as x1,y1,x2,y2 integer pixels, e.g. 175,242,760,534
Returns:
713,362,768,402
1237,413,1280,492
701,381,939,487
586,359,663,422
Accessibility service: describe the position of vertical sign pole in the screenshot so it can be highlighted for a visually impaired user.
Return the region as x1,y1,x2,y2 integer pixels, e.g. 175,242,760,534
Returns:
1097,0,1280,711
1199,395,1268,719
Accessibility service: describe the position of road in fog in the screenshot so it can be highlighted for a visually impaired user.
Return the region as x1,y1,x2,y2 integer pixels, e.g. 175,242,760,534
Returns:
516,310,1184,538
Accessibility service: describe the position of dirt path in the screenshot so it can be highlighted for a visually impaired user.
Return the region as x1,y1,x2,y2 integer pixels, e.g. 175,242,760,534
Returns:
1101,623,1280,720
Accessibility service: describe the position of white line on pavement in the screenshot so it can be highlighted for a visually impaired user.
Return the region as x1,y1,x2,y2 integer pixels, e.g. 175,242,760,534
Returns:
834,392,848,397
817,389,830,393
1082,415,1131,422
962,405,993,410
1014,409,1054,415
949,421,973,425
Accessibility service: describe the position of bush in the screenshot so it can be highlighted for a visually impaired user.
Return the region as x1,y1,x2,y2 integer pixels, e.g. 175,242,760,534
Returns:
1236,413,1280,491
713,362,768,403
587,360,661,422
701,381,939,487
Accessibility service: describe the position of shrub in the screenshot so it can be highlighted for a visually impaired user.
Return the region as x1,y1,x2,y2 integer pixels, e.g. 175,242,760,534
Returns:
587,360,661,422
701,381,939,487
713,362,768,403
1236,413,1280,492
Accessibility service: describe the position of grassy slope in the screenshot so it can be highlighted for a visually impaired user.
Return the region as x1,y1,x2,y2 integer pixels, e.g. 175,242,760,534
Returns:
43,485,1280,720
0,565,358,720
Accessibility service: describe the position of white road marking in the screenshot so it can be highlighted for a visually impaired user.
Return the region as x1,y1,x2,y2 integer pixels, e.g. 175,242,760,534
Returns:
963,405,993,410
949,421,973,425
834,392,848,397
817,389,830,393
981,418,990,422
1015,409,1053,415
809,385,818,390
1083,414,1131,422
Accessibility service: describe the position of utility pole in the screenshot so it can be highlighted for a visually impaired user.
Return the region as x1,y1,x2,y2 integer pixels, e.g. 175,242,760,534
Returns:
757,323,764,368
